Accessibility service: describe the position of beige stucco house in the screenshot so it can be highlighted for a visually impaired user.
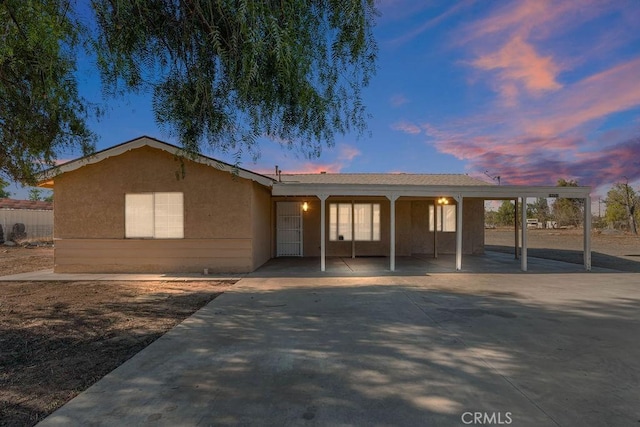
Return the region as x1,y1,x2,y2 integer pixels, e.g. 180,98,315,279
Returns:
39,136,593,273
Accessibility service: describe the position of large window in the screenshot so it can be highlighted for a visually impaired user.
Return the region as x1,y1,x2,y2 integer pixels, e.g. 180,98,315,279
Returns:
125,192,184,238
429,204,456,232
330,203,380,241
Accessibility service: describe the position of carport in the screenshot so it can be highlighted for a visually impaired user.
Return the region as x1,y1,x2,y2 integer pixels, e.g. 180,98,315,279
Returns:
272,181,592,272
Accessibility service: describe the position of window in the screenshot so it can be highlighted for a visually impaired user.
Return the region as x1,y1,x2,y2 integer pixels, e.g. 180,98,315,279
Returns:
429,204,456,232
330,203,380,241
125,192,184,238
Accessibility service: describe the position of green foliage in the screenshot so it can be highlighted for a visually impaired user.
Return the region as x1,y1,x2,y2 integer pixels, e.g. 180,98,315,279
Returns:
28,188,42,201
495,201,515,226
552,179,583,227
1,1,377,183
0,0,95,184
528,198,550,224
605,182,639,234
0,178,11,198
91,0,378,159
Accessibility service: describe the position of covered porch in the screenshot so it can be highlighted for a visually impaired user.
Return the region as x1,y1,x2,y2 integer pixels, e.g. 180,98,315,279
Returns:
271,182,593,273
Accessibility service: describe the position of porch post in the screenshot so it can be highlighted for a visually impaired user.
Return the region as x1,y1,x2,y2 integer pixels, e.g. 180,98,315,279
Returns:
521,196,528,272
319,194,328,272
388,194,398,271
584,194,592,271
455,195,463,271
514,198,519,259
433,200,438,259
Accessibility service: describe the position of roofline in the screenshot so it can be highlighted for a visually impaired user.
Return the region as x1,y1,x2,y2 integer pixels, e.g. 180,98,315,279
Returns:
272,183,591,198
37,135,276,188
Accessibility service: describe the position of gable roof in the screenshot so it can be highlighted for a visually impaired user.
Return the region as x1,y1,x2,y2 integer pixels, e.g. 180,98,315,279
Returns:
0,198,53,210
269,173,490,186
37,135,276,188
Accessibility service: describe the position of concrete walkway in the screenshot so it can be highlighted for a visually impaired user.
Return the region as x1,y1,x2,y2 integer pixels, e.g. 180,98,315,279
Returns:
0,269,242,281
0,251,610,282
38,272,640,426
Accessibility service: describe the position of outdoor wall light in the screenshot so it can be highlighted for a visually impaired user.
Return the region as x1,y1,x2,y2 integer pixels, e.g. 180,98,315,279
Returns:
437,197,449,205
302,202,309,212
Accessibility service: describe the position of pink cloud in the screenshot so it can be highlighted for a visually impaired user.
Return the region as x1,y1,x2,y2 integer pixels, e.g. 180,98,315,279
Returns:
461,0,600,43
472,36,562,102
391,121,421,135
390,94,409,108
338,144,361,162
250,142,361,175
528,58,640,136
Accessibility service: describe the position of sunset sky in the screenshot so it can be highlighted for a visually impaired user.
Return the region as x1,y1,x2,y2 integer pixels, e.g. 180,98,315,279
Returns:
10,0,640,200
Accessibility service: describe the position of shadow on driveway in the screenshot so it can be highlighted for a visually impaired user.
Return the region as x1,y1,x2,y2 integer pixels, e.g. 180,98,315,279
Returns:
39,274,640,426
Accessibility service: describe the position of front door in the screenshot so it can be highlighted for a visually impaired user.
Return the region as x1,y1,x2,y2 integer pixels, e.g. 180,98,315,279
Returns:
276,202,303,256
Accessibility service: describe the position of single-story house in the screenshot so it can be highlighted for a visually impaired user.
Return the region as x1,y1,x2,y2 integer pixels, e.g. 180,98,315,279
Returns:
38,136,592,273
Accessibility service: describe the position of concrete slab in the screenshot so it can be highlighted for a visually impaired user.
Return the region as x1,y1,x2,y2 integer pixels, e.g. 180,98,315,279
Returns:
254,251,615,277
0,269,242,282
38,272,640,426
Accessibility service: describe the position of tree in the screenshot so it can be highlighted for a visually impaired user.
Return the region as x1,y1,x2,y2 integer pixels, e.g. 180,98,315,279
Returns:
528,198,550,225
28,188,42,201
495,201,515,226
0,178,11,198
605,180,639,234
0,1,95,184
1,0,378,183
552,179,583,227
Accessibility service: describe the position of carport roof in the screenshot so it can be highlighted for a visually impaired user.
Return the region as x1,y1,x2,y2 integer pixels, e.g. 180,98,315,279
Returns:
267,173,490,186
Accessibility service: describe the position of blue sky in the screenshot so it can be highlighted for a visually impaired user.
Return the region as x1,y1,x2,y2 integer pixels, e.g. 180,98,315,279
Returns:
10,0,640,200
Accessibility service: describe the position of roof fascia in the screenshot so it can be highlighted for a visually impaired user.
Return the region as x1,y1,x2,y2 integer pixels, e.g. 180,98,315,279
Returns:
271,183,591,198
38,136,275,187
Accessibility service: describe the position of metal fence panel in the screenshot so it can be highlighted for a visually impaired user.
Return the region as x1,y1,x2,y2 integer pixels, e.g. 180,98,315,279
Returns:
0,209,54,242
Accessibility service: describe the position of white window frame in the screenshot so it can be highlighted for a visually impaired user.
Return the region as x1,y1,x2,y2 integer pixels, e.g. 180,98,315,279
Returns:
125,192,184,239
429,204,456,232
330,202,380,241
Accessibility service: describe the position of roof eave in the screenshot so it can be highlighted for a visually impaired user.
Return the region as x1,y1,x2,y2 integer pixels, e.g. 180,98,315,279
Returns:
36,136,276,188
272,183,591,198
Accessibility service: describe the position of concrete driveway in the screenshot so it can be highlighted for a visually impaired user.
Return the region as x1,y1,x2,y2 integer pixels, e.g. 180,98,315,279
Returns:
39,273,640,426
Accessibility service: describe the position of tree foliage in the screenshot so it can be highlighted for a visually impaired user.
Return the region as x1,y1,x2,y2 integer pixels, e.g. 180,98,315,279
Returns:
552,179,583,227
1,0,377,183
0,178,11,198
91,0,377,159
528,198,550,224
0,0,95,184
605,181,639,234
495,201,515,226
28,188,42,201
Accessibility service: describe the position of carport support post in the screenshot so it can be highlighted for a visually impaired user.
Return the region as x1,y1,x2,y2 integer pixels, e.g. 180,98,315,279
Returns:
455,195,463,271
319,194,328,272
514,198,519,259
388,194,398,271
584,195,592,271
521,196,528,272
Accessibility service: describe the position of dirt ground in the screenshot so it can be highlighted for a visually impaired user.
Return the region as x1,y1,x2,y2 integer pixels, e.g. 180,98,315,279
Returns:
0,246,54,276
0,247,236,426
486,228,640,272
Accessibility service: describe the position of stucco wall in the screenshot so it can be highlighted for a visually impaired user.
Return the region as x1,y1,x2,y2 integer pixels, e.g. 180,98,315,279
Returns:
251,182,273,270
280,196,485,258
54,239,253,273
53,145,262,273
